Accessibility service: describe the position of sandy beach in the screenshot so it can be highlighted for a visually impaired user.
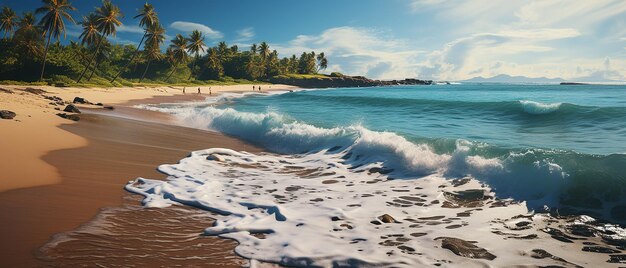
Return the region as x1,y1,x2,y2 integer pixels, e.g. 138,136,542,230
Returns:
0,84,293,267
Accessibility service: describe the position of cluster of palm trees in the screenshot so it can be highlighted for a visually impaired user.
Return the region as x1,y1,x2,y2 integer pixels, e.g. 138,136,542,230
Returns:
1,0,329,84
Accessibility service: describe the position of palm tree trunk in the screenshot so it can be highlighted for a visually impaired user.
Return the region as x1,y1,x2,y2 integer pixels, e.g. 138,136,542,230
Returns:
77,33,105,83
188,56,197,80
87,56,103,81
39,32,53,82
140,59,151,83
110,31,146,83
166,62,178,81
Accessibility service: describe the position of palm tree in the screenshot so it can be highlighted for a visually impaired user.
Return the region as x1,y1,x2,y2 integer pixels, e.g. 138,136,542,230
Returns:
258,41,270,62
217,41,229,61
1,6,18,39
166,33,188,81
78,14,98,48
35,0,76,81
139,23,164,82
316,52,328,72
14,13,43,59
250,43,257,55
186,29,205,80
77,0,122,83
16,12,38,35
110,3,158,83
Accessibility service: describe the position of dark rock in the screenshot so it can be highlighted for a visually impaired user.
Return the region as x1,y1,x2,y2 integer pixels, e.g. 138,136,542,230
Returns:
451,178,471,187
63,104,81,113
103,106,115,110
378,214,399,223
95,102,104,106
542,228,580,243
73,97,90,104
0,110,16,119
607,254,626,263
437,237,496,260
0,88,13,94
24,88,47,95
56,113,80,121
582,246,620,254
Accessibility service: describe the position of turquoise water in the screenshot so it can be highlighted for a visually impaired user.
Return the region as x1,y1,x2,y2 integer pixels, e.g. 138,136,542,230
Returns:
228,84,626,156
149,83,626,220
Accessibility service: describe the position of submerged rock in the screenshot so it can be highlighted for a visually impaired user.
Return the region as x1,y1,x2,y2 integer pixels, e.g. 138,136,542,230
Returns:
0,110,16,119
378,214,399,223
437,237,496,260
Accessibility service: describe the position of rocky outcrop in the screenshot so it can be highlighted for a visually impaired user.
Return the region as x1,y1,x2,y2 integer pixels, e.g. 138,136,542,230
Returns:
0,110,16,119
267,75,434,89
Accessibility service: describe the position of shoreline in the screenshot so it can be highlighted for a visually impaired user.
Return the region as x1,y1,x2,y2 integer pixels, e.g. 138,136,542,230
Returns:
0,84,292,266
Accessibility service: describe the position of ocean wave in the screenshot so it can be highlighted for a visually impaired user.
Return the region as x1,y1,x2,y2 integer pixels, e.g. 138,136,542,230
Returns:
518,100,562,115
276,93,626,120
126,101,626,266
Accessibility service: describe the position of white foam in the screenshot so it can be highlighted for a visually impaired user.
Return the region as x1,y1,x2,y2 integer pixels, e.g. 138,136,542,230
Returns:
127,148,616,267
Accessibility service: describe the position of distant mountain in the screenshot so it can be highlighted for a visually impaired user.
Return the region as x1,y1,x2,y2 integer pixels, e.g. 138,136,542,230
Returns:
461,74,565,83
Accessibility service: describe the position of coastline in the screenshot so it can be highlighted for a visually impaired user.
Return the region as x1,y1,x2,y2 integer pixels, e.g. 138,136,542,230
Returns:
0,84,292,266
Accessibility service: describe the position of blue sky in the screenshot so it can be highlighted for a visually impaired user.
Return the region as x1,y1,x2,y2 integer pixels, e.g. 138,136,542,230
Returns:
3,0,626,81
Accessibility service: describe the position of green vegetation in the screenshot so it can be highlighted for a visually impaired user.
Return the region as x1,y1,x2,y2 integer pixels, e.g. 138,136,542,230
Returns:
0,0,329,87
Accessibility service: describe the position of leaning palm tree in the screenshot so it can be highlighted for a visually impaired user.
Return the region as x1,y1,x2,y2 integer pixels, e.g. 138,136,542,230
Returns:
259,41,270,62
139,23,164,82
316,52,328,72
140,43,163,82
0,6,18,39
166,33,189,81
110,3,158,83
186,29,205,80
77,0,122,83
35,0,76,81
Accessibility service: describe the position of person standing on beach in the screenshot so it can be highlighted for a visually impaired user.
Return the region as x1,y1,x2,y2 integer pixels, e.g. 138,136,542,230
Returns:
183,87,186,94
197,87,200,94
209,87,212,95
258,86,262,92
253,85,255,91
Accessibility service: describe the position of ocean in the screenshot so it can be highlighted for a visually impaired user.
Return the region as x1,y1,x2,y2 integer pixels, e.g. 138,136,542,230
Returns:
129,84,626,266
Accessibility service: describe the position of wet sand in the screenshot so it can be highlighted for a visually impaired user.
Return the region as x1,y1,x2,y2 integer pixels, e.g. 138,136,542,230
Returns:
0,110,262,267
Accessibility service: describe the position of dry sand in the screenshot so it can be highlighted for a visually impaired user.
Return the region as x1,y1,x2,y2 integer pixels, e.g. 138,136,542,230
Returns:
0,84,294,192
0,84,292,266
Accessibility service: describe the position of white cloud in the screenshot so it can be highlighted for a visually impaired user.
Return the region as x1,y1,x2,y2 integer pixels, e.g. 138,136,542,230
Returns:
415,28,582,80
235,27,255,42
274,27,423,79
117,24,145,34
169,21,223,39
405,0,626,81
